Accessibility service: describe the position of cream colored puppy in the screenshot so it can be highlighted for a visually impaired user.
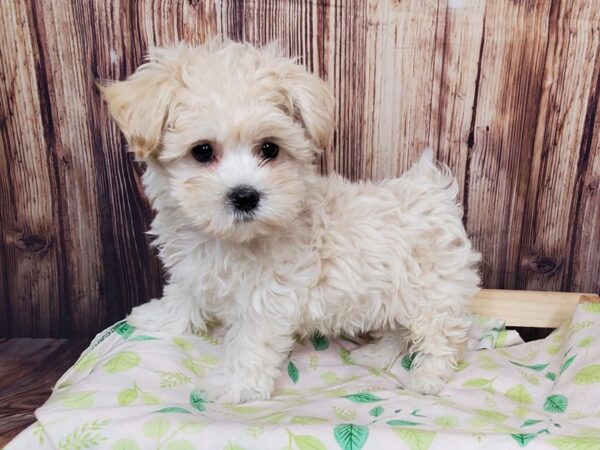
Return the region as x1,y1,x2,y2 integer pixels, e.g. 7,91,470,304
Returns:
101,40,480,403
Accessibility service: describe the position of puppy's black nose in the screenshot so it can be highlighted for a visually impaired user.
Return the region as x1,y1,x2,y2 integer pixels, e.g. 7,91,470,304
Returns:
228,185,260,212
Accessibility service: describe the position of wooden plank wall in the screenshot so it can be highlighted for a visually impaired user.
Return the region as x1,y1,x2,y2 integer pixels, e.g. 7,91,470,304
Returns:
1,0,598,338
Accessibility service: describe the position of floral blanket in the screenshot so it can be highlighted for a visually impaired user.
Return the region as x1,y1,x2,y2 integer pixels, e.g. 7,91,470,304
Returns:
7,304,600,450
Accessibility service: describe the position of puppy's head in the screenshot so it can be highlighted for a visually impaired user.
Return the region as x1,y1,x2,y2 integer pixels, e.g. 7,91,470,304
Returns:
101,41,334,242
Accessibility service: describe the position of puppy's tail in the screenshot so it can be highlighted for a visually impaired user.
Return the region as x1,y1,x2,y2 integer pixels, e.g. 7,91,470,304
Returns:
410,148,459,199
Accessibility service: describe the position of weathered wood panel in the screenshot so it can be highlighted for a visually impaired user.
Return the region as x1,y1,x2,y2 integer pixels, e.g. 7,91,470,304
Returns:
0,0,598,338
363,0,440,179
519,1,600,292
0,1,62,337
0,0,164,338
465,0,551,291
434,0,485,200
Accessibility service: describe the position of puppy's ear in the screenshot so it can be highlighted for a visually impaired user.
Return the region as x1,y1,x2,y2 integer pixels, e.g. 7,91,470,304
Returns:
284,67,335,151
99,48,182,159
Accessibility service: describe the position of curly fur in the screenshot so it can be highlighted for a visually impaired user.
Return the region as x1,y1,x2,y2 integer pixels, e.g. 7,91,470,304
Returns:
101,40,481,403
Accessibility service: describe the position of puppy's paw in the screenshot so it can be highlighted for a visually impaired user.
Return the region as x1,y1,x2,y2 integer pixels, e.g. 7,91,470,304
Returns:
127,299,191,334
402,368,447,395
201,370,273,404
402,375,445,395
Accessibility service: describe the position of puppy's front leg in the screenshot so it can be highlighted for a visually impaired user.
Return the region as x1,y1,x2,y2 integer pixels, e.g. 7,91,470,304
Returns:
202,318,295,403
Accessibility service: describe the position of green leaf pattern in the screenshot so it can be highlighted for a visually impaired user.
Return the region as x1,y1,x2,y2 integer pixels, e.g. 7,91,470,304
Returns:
310,332,330,351
369,406,384,417
288,361,300,384
573,365,600,384
505,384,533,405
103,352,140,373
394,429,435,450
14,304,600,449
334,424,369,450
544,395,568,413
343,392,383,403
58,420,107,450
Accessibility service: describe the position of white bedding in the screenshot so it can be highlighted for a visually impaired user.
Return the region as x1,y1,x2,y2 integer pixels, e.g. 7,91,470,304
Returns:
7,304,600,450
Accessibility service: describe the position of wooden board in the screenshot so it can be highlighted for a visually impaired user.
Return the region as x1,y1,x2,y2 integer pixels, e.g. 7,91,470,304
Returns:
469,289,600,328
0,338,90,446
1,0,598,338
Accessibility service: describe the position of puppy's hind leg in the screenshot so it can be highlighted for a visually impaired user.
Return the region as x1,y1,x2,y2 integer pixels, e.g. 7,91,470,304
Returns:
402,312,471,395
351,331,410,369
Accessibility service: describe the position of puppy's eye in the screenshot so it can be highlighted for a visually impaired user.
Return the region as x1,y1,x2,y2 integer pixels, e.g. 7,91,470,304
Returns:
191,143,214,163
261,142,279,160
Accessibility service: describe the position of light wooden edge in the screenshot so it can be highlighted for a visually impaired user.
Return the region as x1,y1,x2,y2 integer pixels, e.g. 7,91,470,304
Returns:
468,289,600,328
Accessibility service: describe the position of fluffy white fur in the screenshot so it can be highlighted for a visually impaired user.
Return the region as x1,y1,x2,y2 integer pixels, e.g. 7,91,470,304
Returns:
101,40,481,403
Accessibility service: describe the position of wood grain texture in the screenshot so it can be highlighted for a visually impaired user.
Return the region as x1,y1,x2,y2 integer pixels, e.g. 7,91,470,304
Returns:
0,338,90,445
519,1,600,293
465,0,551,291
0,1,62,337
469,289,600,328
0,0,598,338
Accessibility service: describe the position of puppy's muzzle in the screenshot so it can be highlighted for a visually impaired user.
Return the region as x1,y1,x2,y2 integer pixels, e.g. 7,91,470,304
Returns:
228,185,260,213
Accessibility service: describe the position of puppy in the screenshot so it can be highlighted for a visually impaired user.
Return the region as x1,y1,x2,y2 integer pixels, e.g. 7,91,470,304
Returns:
101,40,480,403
